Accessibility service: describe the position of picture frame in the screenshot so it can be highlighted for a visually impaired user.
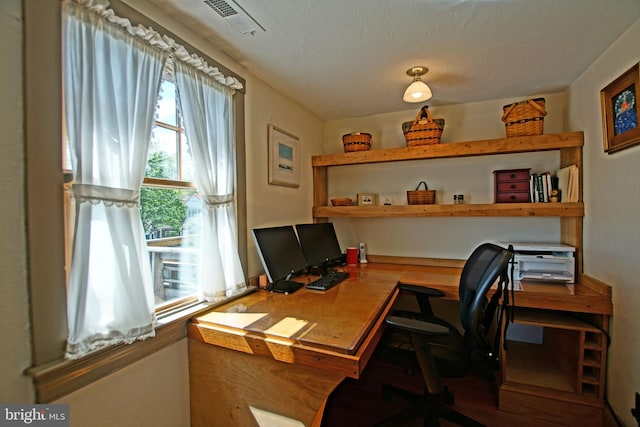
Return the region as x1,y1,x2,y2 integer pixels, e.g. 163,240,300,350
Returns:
600,63,640,154
357,193,378,206
268,124,300,187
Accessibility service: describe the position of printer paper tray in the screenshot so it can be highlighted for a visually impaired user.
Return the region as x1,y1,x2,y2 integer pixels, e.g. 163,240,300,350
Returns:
519,269,573,282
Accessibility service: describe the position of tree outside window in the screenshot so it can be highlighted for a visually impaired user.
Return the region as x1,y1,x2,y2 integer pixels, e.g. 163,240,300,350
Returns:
142,68,202,308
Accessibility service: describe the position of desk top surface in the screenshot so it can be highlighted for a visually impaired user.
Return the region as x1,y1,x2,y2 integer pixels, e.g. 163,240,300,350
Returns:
190,262,612,357
191,267,401,355
363,261,613,314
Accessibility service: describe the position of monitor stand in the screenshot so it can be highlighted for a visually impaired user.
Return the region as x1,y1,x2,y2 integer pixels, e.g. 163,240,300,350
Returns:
270,272,305,294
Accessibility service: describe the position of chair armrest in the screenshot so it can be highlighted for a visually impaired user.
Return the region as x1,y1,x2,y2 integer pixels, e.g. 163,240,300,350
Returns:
385,315,449,337
398,283,445,298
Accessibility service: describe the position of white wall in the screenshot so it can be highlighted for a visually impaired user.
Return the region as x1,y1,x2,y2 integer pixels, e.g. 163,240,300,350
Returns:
323,93,570,258
53,340,190,427
243,75,324,278
568,17,640,427
0,0,34,404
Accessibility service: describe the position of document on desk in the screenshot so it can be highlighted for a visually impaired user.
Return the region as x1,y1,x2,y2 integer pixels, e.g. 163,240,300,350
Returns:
249,406,305,427
197,311,268,329
264,317,310,339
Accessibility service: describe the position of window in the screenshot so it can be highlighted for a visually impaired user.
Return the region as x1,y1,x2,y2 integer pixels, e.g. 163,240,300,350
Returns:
143,67,201,309
60,0,247,360
63,68,202,312
26,0,247,400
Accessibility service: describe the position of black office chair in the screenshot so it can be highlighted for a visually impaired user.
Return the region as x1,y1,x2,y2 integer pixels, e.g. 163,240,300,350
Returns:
376,243,514,427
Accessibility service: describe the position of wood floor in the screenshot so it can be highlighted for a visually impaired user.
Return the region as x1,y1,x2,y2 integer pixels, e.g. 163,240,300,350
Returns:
321,351,564,427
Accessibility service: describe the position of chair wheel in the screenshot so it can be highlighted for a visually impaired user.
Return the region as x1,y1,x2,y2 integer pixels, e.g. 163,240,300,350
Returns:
442,386,455,405
381,385,393,401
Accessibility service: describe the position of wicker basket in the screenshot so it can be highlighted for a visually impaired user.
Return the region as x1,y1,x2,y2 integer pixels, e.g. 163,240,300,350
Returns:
407,181,436,205
331,197,352,206
501,98,547,137
342,132,372,152
402,106,444,146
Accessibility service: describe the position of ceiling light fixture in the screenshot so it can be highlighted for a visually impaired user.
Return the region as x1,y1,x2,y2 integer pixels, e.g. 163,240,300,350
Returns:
403,66,433,103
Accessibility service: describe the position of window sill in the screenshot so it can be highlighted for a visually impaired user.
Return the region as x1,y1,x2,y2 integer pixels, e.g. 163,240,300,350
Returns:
27,285,258,403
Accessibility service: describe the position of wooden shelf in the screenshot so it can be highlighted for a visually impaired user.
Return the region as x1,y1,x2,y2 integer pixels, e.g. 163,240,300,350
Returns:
513,308,601,331
312,130,585,288
313,131,584,221
312,131,584,167
312,130,585,272
313,202,584,218
504,341,575,392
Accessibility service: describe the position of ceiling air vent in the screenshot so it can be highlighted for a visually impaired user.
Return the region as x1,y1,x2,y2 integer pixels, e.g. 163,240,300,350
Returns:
203,0,265,35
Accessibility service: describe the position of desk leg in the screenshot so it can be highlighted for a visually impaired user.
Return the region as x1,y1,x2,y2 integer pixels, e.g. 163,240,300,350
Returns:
189,338,345,427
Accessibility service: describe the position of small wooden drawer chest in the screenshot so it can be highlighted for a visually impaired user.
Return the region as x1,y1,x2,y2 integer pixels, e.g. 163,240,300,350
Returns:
494,168,531,203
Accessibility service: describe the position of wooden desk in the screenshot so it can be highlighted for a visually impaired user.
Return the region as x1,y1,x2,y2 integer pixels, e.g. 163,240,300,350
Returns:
188,262,613,427
367,261,613,427
188,267,401,427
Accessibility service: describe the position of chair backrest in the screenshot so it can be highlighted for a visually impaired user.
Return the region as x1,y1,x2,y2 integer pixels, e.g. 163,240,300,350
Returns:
458,243,513,359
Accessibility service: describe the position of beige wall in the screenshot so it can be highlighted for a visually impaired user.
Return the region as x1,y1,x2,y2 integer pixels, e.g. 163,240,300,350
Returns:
53,340,190,427
243,75,324,277
0,0,33,404
323,93,569,258
568,17,640,427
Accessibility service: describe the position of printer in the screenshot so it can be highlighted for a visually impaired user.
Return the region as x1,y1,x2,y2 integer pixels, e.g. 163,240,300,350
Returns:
499,242,576,284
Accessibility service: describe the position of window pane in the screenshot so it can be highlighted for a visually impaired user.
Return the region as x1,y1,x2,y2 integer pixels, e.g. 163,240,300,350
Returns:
156,79,177,126
181,131,195,182
148,126,178,180
141,186,203,305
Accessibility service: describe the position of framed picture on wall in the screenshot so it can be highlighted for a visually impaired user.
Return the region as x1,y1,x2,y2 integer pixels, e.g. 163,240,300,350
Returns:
268,124,300,187
600,63,640,154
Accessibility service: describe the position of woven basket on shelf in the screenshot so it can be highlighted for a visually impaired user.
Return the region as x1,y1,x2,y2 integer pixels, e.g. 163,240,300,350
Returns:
402,106,444,146
407,181,436,205
331,197,352,206
501,98,547,137
342,132,372,152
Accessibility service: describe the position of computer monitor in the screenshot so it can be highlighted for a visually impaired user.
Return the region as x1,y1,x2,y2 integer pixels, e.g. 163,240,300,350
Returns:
295,222,344,274
252,225,309,284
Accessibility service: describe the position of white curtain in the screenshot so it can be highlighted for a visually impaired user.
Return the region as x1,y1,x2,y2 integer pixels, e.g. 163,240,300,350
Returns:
174,61,246,301
63,1,168,358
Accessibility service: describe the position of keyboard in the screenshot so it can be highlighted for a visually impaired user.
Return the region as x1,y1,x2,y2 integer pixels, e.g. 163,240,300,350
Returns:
306,270,349,291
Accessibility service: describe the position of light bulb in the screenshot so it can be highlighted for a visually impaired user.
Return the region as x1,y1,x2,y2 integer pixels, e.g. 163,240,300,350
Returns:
403,79,432,103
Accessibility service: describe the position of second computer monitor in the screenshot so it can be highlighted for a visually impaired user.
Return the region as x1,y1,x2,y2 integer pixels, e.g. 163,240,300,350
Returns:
295,222,343,268
252,225,308,284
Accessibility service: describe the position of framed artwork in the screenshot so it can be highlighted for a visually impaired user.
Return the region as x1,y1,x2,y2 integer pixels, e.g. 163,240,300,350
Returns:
600,63,640,154
268,124,300,187
357,193,378,206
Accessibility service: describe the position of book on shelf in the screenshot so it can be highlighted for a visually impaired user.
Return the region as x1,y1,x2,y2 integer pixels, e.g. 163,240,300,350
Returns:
529,169,575,203
530,172,552,202
557,164,579,202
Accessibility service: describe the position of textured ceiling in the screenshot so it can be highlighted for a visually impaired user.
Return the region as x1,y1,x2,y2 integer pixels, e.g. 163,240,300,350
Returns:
140,0,640,120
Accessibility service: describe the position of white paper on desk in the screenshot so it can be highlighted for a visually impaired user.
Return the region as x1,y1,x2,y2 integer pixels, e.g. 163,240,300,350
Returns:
199,311,267,329
265,317,309,338
250,406,305,427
